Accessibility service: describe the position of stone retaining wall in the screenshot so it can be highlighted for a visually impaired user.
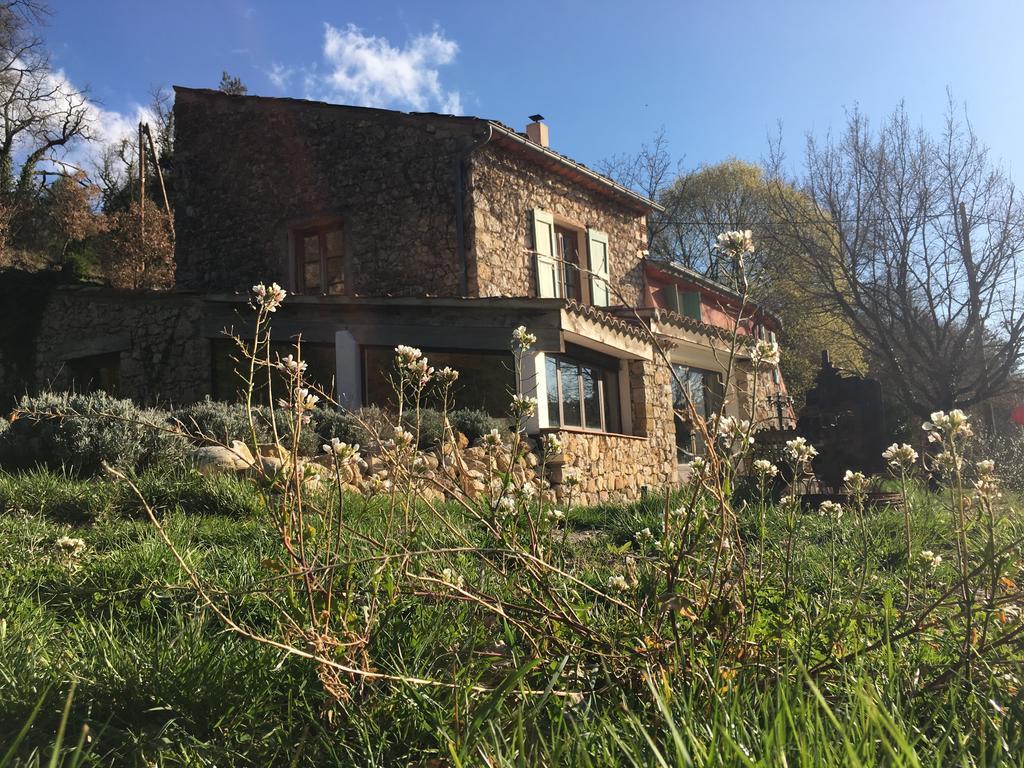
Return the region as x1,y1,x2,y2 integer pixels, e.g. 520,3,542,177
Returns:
33,288,209,406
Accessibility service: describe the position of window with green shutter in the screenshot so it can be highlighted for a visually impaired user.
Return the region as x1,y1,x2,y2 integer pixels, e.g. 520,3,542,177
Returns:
587,229,611,306
680,291,702,321
532,209,560,298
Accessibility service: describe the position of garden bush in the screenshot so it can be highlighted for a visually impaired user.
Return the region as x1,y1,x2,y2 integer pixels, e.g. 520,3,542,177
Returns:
175,397,321,456
402,407,446,449
313,405,446,450
968,427,1024,492
175,397,272,446
449,407,503,442
310,406,368,447
0,391,187,475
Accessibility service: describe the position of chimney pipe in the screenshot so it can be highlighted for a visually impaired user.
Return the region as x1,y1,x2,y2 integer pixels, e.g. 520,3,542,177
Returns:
526,119,549,148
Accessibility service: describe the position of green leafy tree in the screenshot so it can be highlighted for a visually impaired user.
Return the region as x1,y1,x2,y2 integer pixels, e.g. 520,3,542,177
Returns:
658,159,865,403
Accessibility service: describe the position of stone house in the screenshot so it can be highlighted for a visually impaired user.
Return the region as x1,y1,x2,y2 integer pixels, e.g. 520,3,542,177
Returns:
29,87,794,503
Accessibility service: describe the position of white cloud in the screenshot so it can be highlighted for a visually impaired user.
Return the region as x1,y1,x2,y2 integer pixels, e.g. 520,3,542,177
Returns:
267,62,294,91
268,23,463,114
12,64,154,181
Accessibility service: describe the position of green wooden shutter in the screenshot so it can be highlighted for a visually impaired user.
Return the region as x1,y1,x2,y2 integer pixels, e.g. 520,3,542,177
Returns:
680,291,702,321
532,209,559,298
587,229,610,306
663,284,680,313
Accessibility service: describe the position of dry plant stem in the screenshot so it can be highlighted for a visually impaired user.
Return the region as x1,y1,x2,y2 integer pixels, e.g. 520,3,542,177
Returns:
106,463,576,698
900,469,913,610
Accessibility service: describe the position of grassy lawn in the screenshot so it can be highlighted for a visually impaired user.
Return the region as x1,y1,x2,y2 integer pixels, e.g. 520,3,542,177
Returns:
2,466,1024,766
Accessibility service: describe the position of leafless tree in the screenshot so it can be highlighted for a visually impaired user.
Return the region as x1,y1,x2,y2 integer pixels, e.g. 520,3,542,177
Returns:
0,0,91,209
768,100,1024,418
598,127,678,248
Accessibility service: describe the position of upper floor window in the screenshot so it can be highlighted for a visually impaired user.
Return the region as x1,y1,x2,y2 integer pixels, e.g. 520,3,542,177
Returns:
294,222,344,294
533,209,610,306
556,225,581,302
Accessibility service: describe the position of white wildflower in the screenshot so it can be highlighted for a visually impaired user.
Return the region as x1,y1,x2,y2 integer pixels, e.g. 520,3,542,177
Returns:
439,567,465,590
545,508,565,523
391,427,415,450
251,282,287,312
919,550,942,569
435,366,460,385
933,451,963,476
842,469,868,495
923,409,973,442
819,500,843,520
482,428,504,450
752,459,778,478
510,393,537,419
512,325,537,351
276,353,307,375
717,415,753,444
542,433,562,454
55,536,86,557
751,339,780,369
323,438,363,465
394,345,423,367
882,442,918,470
715,229,755,261
635,527,657,548
607,574,630,593
785,436,818,464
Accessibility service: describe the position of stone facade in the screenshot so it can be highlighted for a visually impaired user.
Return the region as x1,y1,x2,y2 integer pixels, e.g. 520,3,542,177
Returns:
544,356,675,506
34,288,210,406
174,88,484,297
467,144,648,303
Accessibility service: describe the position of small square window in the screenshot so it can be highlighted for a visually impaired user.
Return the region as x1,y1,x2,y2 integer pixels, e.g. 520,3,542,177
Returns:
294,222,344,295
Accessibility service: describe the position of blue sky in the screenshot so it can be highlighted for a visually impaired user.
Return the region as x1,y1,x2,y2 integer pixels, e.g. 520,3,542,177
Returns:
47,0,1024,182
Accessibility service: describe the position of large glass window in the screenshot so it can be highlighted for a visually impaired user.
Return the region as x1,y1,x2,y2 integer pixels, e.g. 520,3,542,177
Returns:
211,339,337,402
67,352,121,395
363,347,516,414
545,347,621,433
671,364,723,460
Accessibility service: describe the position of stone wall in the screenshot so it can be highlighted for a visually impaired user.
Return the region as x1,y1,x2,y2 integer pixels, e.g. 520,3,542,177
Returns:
545,356,676,506
173,88,483,297
466,144,649,304
33,288,210,406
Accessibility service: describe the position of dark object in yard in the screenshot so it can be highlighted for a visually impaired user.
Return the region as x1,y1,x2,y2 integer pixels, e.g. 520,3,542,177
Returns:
797,350,888,490
799,491,904,512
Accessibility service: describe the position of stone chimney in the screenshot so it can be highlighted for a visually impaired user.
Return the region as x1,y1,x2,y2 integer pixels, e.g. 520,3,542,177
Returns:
526,118,549,148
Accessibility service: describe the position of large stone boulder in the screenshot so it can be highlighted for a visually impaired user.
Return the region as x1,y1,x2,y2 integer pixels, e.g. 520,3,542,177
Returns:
194,440,256,474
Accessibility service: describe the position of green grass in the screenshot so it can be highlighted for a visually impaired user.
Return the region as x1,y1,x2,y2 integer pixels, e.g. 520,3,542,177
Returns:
2,467,1024,766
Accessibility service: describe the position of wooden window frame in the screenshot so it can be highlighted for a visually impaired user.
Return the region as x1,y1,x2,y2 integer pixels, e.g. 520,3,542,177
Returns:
548,356,612,433
555,224,588,304
293,221,344,295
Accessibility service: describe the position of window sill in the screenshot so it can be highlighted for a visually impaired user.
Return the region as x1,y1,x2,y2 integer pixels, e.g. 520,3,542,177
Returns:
539,426,647,441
